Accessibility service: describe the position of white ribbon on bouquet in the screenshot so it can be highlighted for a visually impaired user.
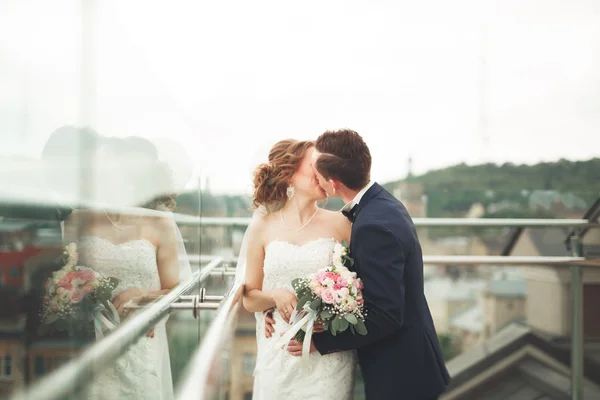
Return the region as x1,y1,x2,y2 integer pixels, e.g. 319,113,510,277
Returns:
253,306,319,375
92,301,120,340
273,306,318,369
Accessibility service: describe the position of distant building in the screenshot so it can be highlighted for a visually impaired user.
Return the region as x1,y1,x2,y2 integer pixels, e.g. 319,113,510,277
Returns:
449,269,527,352
424,278,486,334
441,198,600,399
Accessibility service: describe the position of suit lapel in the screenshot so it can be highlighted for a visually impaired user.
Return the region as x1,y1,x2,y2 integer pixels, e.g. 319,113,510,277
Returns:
352,182,383,222
348,182,384,270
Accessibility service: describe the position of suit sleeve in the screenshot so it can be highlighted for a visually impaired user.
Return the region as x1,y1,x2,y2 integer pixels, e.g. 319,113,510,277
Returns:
313,223,407,353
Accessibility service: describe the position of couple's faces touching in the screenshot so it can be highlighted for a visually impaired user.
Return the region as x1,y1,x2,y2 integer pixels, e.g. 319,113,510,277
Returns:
289,147,334,201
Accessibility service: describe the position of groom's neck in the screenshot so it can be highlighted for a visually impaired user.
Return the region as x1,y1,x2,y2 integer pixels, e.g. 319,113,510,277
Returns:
340,189,359,205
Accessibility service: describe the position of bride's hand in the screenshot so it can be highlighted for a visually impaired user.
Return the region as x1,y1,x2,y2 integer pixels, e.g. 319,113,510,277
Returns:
112,288,147,318
313,322,324,333
270,289,298,323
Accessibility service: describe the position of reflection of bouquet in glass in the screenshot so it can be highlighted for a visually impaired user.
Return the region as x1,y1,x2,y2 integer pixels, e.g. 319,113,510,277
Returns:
39,243,120,338
277,241,367,353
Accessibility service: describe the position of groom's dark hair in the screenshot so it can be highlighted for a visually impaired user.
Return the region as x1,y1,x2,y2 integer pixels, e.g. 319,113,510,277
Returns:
314,129,371,190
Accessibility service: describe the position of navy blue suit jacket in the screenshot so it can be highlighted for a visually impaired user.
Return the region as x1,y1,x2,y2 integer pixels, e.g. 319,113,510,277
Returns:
313,183,450,400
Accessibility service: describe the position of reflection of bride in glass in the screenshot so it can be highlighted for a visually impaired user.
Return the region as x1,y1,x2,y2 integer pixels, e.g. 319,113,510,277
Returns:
64,137,186,399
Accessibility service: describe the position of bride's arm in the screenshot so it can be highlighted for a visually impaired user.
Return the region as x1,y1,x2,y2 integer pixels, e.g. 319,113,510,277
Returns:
154,216,180,293
112,217,179,316
242,218,297,320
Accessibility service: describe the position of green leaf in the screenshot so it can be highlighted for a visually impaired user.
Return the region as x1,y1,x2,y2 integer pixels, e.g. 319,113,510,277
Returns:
341,240,349,248
331,317,342,336
320,310,333,319
338,317,349,332
296,295,312,311
323,320,330,331
355,319,368,335
44,314,60,324
344,313,358,324
309,298,322,311
350,325,356,335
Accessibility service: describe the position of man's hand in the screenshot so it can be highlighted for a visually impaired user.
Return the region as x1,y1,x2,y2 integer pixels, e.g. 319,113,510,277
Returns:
264,309,276,338
287,339,318,356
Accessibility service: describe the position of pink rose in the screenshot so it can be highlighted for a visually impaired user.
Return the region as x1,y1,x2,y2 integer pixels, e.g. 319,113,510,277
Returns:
79,270,95,282
325,272,336,280
313,285,324,296
336,276,348,287
70,291,84,303
58,277,70,287
314,271,327,283
333,284,341,291
321,289,335,304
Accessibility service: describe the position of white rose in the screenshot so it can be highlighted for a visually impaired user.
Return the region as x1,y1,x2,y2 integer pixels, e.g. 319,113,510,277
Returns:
341,270,353,281
323,278,335,288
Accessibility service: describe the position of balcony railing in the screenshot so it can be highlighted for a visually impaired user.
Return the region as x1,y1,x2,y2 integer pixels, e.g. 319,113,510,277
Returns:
5,211,599,400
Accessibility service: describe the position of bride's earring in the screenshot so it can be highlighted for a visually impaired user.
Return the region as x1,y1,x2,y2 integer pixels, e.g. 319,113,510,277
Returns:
286,184,295,200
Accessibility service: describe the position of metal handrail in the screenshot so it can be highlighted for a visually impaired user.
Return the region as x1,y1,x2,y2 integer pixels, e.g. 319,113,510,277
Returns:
172,215,598,228
2,194,598,229
176,284,245,400
9,257,225,400
195,254,593,267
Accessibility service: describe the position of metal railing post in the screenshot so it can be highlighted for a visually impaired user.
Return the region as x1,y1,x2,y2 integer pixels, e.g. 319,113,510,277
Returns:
570,235,584,400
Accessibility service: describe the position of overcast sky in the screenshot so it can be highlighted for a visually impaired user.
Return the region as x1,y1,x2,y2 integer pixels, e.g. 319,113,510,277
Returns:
1,0,599,194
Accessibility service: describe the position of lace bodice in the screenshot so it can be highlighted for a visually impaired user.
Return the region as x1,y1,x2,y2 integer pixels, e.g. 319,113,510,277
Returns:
254,237,356,400
78,236,161,296
77,236,167,399
262,237,336,293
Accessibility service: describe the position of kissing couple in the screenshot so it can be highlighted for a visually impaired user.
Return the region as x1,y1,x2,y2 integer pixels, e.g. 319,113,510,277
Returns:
238,129,450,400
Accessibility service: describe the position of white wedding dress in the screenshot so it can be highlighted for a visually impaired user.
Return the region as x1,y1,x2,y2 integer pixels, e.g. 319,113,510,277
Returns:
78,236,173,400
253,237,356,400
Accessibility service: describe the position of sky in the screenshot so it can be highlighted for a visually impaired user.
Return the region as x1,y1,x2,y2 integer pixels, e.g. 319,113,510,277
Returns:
1,0,599,194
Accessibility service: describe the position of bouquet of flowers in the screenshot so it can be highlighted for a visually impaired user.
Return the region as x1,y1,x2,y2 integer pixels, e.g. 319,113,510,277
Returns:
274,241,367,363
39,243,120,339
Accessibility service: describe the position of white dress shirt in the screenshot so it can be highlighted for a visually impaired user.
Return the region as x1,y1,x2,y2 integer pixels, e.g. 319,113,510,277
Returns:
341,181,375,212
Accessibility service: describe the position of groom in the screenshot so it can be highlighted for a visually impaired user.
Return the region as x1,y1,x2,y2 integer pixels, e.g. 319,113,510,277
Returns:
286,129,450,399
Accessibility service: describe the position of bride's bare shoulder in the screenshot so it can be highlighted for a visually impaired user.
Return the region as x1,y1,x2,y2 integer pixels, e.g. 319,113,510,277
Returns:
319,208,351,238
248,209,278,234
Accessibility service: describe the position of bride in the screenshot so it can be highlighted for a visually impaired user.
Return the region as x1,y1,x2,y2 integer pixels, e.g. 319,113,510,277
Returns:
242,139,356,399
64,138,180,399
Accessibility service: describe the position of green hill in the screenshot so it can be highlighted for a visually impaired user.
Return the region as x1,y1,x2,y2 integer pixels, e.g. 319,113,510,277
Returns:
382,158,600,217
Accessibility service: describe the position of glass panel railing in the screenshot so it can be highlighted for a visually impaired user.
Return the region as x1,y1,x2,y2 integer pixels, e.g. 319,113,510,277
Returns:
173,208,598,400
